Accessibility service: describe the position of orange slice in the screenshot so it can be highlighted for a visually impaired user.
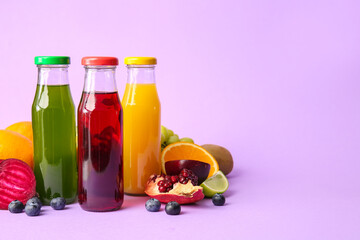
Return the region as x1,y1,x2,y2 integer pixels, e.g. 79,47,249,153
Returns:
161,142,219,179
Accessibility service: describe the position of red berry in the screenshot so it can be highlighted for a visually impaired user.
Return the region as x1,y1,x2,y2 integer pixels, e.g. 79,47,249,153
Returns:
180,179,188,184
151,175,157,182
164,182,172,188
171,176,179,183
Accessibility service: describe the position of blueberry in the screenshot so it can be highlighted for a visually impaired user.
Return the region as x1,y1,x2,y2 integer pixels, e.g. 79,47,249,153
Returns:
25,203,41,216
8,200,24,213
212,194,225,206
26,197,42,207
145,198,161,212
165,201,181,215
50,197,66,210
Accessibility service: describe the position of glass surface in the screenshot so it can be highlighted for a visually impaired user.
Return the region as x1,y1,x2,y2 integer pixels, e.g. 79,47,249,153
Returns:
78,91,123,211
122,65,161,195
32,84,77,205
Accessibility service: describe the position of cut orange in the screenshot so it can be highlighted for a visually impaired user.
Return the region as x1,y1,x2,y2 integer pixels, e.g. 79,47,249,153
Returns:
161,142,219,179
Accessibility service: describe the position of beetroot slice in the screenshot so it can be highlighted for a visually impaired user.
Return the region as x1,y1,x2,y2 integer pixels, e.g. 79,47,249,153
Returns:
0,159,36,209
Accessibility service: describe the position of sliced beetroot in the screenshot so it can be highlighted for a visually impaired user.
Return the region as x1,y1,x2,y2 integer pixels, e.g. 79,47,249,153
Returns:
165,160,210,184
0,159,36,209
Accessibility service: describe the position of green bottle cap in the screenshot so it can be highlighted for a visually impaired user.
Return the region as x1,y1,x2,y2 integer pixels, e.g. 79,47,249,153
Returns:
34,56,70,65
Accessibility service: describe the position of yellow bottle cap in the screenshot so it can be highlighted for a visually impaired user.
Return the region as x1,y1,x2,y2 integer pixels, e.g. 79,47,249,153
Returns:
124,57,157,65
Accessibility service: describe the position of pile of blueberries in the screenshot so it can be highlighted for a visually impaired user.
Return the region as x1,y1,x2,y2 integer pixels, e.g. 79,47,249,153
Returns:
145,193,226,215
8,197,66,216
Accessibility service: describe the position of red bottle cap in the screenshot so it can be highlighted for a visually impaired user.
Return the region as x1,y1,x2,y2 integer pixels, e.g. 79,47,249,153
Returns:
81,57,119,66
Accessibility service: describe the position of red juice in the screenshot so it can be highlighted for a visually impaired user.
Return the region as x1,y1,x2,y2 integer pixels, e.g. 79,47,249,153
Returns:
78,92,123,211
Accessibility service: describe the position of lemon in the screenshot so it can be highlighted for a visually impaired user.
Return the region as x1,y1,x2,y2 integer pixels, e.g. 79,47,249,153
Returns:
200,171,229,197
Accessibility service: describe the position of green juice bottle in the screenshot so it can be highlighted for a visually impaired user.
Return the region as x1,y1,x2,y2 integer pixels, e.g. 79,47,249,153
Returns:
32,56,77,205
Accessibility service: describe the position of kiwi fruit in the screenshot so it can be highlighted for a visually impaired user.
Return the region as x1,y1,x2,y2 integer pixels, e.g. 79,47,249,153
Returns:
202,144,233,175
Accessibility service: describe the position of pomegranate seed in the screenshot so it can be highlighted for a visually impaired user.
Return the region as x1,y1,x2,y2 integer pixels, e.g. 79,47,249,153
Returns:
180,179,188,184
166,187,172,192
151,175,157,182
171,176,178,183
159,186,167,192
157,180,165,186
182,172,189,177
165,176,172,181
164,182,172,188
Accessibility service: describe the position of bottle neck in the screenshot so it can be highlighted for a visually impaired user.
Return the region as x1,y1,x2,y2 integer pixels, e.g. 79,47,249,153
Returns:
83,66,118,93
127,65,156,84
37,65,69,85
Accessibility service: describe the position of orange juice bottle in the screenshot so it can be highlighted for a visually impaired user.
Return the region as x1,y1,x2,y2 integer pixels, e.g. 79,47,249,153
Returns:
122,57,161,195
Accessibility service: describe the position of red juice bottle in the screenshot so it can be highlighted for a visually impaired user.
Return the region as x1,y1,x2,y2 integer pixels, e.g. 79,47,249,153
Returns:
78,57,123,211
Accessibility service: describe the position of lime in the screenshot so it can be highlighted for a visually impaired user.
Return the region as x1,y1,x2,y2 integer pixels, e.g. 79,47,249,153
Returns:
200,171,229,197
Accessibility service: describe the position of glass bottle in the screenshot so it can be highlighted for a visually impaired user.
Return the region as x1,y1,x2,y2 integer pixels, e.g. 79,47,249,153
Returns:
78,57,123,211
32,56,77,205
122,57,161,195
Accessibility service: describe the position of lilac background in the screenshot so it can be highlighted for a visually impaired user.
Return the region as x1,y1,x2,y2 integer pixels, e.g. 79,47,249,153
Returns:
1,0,360,239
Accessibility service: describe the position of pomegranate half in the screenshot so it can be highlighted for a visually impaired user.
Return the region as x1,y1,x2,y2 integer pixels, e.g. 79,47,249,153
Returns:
0,159,36,209
145,172,204,204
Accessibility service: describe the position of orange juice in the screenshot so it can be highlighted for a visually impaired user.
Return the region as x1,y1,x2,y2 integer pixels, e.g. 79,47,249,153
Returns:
122,59,161,195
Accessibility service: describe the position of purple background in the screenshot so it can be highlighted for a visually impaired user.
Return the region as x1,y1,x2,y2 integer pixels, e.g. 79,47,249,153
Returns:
1,0,360,239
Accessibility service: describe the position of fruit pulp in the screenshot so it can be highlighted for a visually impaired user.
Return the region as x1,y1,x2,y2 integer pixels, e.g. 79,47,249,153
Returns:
32,85,77,205
164,160,210,184
78,92,123,211
200,171,229,197
122,83,161,195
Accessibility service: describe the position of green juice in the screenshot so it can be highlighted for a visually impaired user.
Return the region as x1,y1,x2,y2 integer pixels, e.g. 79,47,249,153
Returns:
32,84,77,205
